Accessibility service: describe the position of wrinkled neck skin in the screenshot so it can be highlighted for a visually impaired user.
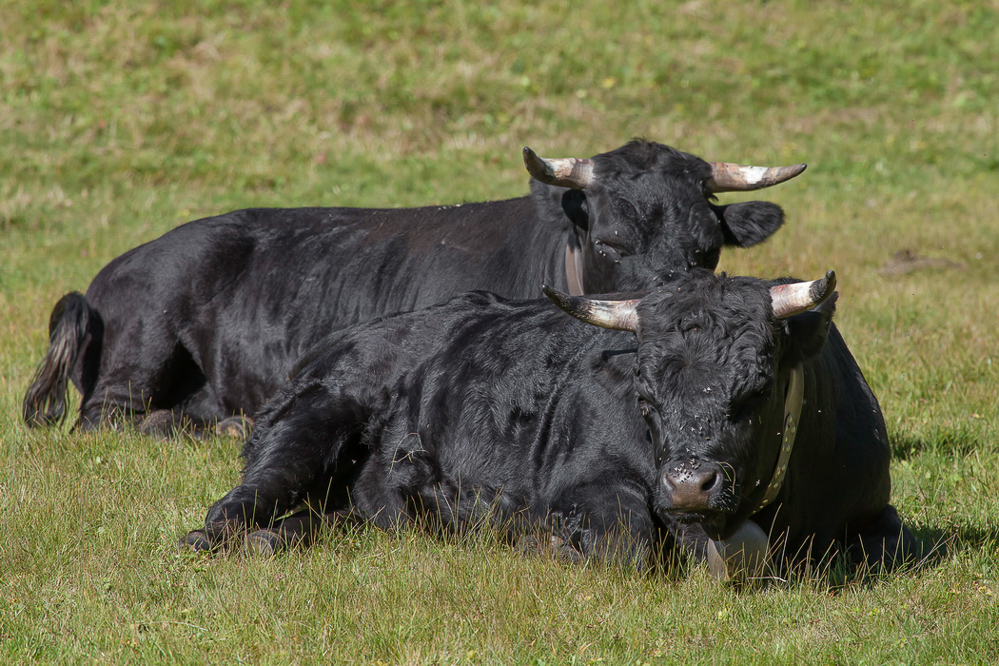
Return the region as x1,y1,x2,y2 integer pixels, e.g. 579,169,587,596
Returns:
530,180,638,296
749,329,892,561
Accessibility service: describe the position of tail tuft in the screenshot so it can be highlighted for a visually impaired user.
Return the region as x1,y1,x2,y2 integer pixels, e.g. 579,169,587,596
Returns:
22,292,97,427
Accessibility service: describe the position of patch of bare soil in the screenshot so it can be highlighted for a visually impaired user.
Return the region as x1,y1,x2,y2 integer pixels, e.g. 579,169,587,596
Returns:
878,249,965,277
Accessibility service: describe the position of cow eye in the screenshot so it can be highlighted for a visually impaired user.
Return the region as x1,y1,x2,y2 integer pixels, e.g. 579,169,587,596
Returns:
637,396,653,418
593,239,627,259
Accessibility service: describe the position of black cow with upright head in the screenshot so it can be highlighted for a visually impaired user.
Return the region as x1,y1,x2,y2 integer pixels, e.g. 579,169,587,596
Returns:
22,140,804,437
181,269,916,578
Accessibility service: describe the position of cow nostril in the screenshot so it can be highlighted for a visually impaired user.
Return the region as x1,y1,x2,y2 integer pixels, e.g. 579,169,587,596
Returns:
701,469,721,494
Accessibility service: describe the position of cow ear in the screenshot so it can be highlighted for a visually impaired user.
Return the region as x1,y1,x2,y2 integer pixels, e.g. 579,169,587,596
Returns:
784,292,837,363
713,201,785,248
561,189,589,232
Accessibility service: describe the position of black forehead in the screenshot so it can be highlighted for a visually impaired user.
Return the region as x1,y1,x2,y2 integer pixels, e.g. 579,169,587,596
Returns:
635,271,776,353
591,139,713,185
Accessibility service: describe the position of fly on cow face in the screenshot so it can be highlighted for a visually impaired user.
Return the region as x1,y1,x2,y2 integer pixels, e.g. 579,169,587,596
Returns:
570,153,725,294
631,276,785,536
544,269,837,542
529,140,801,297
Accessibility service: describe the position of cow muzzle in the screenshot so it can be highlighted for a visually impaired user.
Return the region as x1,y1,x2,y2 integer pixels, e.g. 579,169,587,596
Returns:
661,461,732,515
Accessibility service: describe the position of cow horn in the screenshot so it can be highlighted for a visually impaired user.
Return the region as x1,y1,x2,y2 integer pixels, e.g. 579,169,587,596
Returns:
770,271,837,319
523,147,595,189
543,285,640,332
705,161,807,193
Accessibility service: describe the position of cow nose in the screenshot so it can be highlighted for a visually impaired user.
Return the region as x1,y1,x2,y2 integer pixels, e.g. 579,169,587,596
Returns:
662,464,725,511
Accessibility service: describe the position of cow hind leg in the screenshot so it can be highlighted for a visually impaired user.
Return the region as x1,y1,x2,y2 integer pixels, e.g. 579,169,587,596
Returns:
167,379,254,439
93,340,254,439
849,504,921,573
80,335,229,435
138,409,199,437
137,409,253,440
217,415,254,439
77,350,194,432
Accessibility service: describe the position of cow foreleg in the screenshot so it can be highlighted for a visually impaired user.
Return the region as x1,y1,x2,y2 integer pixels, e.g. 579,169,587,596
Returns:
182,474,339,554
181,382,368,552
242,508,360,556
543,487,656,568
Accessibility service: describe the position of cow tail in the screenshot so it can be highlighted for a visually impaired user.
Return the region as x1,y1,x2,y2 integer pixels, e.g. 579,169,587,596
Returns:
22,292,102,428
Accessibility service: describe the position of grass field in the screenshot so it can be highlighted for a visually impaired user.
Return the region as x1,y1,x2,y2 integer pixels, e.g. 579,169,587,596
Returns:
2,0,998,662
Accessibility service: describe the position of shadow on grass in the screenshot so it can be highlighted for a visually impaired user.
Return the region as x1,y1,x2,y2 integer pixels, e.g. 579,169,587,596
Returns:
911,520,999,558
883,516,999,590
889,428,998,566
890,430,985,461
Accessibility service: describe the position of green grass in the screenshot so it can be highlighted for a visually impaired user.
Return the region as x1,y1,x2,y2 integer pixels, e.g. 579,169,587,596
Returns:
2,0,998,662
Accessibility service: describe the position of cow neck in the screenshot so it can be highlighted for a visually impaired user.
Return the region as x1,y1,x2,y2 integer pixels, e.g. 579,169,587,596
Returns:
564,234,585,296
751,365,804,516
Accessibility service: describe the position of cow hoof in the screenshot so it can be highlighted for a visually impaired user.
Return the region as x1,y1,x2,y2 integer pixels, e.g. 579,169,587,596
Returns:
515,534,547,557
139,410,181,436
551,535,585,564
179,529,216,553
243,529,286,557
706,519,769,583
218,416,254,439
515,534,585,563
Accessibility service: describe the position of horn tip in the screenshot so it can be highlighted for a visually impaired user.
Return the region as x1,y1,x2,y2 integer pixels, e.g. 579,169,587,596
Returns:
811,270,837,302
543,284,592,322
523,147,552,180
542,283,567,305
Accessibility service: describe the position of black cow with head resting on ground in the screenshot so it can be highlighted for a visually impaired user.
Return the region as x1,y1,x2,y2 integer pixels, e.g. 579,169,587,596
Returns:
181,269,916,579
23,140,804,438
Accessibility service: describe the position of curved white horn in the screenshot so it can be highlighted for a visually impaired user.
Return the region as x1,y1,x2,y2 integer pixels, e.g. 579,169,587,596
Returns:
706,162,807,193
523,147,595,189
770,271,837,319
543,285,640,332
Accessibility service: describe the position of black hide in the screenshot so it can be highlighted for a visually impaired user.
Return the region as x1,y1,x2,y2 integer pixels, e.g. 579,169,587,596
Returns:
24,140,791,432
188,270,916,572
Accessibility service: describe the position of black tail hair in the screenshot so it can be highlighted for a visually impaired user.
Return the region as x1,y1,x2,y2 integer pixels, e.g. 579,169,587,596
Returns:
22,292,101,427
